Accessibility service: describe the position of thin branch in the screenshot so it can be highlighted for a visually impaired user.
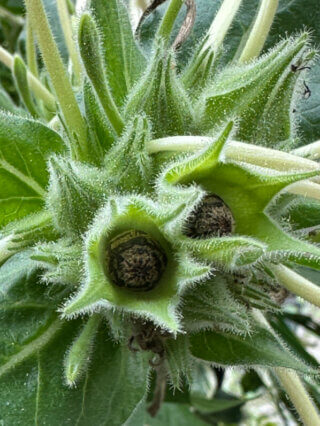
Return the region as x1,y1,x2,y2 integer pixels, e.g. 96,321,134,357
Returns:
172,0,196,50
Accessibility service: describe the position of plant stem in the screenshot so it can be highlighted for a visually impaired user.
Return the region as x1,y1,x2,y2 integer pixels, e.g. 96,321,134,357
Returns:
157,0,185,46
0,45,56,111
147,136,320,199
202,0,242,53
147,136,320,172
57,0,82,84
238,0,279,63
271,264,320,309
292,140,320,161
26,15,38,77
148,364,167,417
25,0,88,160
275,368,320,426
255,311,320,426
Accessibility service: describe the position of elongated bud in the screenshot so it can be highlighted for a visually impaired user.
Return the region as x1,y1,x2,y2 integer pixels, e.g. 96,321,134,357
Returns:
78,13,124,134
64,315,101,386
125,46,194,138
13,55,39,117
104,115,154,192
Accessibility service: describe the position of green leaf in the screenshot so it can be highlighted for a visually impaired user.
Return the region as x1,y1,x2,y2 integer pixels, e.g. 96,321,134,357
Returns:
182,275,252,336
0,210,58,265
0,253,150,424
0,320,150,425
0,113,65,228
90,0,146,106
190,326,318,375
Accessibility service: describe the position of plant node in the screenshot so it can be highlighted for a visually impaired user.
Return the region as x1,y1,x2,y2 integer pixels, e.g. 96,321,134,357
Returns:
107,230,167,291
185,194,234,238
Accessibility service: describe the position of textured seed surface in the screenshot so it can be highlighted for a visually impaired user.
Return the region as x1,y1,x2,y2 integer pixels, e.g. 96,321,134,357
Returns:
185,194,234,238
108,231,167,291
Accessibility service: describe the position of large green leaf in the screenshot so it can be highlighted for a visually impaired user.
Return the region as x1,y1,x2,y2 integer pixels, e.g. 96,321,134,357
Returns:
0,113,65,228
0,322,150,425
190,326,318,375
0,253,150,425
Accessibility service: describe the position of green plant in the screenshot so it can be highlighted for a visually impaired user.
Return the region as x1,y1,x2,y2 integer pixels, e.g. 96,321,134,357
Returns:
0,0,319,424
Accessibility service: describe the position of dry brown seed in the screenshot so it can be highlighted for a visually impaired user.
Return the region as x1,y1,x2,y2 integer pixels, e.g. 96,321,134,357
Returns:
185,194,234,238
107,230,167,291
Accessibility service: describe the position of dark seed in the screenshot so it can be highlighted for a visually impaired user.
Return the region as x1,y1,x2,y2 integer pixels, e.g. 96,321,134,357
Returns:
185,194,234,238
107,230,167,291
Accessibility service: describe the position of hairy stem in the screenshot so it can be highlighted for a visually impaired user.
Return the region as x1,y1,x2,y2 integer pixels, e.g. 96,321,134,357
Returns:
202,0,242,53
275,369,320,426
25,0,88,160
292,140,320,161
271,264,320,309
147,136,320,198
147,136,320,172
238,0,279,63
0,46,56,111
255,311,320,426
157,0,185,46
26,15,39,77
57,0,82,84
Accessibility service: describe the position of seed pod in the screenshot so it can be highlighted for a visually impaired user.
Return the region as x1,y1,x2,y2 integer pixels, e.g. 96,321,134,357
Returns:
107,230,167,291
185,194,234,239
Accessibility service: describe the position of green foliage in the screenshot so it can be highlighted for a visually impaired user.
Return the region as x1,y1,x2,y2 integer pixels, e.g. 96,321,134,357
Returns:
0,0,320,424
0,113,65,227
